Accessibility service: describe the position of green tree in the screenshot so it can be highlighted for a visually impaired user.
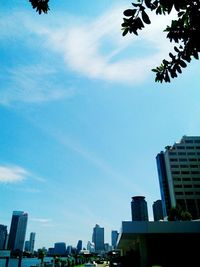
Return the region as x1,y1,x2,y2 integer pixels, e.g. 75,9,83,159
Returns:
167,205,192,221
29,1,200,83
38,249,46,265
122,0,200,83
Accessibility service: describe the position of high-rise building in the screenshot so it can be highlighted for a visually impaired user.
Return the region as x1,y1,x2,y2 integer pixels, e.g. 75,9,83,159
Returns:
152,200,164,221
87,241,95,253
7,211,28,252
0,224,7,249
156,136,200,219
54,242,66,255
76,240,82,253
24,241,30,252
92,224,104,253
29,232,36,253
111,230,119,249
131,196,149,221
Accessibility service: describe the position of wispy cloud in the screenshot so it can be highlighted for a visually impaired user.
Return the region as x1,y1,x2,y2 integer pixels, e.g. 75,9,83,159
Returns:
0,165,28,183
41,5,176,83
30,217,54,227
0,4,176,106
0,65,76,106
31,217,52,223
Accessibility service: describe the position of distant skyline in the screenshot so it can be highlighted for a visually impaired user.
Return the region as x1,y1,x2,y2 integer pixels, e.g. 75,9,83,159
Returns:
0,0,200,249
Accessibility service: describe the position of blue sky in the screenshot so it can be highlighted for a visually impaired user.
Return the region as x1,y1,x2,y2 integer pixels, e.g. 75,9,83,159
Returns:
0,0,200,250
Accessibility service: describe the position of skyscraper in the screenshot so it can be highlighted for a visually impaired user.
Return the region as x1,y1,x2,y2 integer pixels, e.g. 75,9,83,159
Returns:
76,240,82,253
152,200,164,221
131,196,149,221
29,232,36,254
156,136,200,219
0,224,7,249
7,211,28,252
111,230,119,249
92,224,104,253
54,242,66,255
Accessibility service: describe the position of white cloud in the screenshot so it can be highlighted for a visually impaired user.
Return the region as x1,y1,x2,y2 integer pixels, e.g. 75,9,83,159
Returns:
42,5,176,83
0,65,76,106
31,218,52,223
0,4,177,106
30,217,54,227
0,165,28,183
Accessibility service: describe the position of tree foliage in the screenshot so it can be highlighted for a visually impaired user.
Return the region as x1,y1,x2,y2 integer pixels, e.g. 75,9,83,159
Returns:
29,0,200,83
167,205,192,221
122,0,200,83
29,0,50,14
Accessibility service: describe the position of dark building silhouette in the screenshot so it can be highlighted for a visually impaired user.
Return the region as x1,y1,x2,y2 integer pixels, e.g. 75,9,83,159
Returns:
153,200,164,221
7,211,28,252
111,230,119,249
0,224,7,249
76,240,82,253
131,196,148,221
92,224,104,253
54,242,66,255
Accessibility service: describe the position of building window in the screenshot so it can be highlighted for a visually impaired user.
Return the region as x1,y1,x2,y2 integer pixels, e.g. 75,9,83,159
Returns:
179,158,187,161
169,152,177,155
172,171,180,174
181,171,190,174
177,146,185,149
180,165,188,168
185,140,193,143
171,165,179,168
170,158,178,162
178,152,186,155
182,178,191,181
190,165,198,168
189,158,197,161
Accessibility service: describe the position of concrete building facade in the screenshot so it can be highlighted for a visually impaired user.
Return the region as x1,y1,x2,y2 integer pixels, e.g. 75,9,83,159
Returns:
156,135,200,219
117,220,200,267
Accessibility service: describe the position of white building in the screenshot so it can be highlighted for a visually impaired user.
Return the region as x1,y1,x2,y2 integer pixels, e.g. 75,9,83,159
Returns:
156,136,200,219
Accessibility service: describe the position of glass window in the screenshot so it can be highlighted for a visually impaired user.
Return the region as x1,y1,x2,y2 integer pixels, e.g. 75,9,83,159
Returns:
179,158,187,161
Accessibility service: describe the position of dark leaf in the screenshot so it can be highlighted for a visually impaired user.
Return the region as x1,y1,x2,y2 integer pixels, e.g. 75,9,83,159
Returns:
123,9,136,17
179,60,187,68
122,28,129,36
141,10,151,24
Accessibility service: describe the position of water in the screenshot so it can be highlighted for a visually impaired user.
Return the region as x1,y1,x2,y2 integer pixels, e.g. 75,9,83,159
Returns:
0,258,53,267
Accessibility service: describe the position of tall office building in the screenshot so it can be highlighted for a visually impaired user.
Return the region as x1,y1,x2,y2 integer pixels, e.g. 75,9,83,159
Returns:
29,232,36,253
152,200,164,221
24,241,30,252
131,196,149,221
156,136,200,219
0,224,7,249
7,211,28,252
54,242,66,255
111,230,119,249
76,240,82,253
92,224,104,253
